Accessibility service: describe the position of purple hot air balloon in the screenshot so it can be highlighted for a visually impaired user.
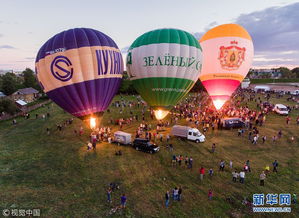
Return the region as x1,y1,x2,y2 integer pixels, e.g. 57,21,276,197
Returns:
35,28,123,127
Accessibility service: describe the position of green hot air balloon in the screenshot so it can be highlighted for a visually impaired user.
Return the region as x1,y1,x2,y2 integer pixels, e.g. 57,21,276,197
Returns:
127,28,202,119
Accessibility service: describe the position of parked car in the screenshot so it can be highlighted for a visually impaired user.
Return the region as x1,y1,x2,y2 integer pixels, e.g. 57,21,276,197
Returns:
273,104,289,115
221,117,245,129
290,90,299,96
262,102,274,110
132,138,160,154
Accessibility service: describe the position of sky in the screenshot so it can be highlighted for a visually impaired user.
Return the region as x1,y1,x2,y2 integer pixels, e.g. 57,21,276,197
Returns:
0,0,299,71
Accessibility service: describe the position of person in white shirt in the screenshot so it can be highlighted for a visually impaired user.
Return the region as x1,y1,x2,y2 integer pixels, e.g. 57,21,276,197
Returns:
239,171,245,184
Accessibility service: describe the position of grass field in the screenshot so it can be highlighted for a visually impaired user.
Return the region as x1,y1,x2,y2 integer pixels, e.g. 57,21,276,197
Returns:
0,93,298,218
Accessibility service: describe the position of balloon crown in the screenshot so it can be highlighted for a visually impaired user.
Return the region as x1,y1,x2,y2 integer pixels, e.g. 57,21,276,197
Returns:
230,40,238,45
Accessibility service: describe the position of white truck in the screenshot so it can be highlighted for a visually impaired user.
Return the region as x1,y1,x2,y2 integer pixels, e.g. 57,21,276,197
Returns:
113,131,132,145
171,125,205,143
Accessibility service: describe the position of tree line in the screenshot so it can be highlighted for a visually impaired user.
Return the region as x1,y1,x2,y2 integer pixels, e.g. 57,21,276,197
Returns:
0,68,42,115
0,68,41,96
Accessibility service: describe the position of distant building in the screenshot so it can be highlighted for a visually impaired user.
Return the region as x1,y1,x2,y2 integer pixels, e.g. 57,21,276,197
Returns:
11,87,39,102
249,69,282,78
241,78,250,89
0,91,6,98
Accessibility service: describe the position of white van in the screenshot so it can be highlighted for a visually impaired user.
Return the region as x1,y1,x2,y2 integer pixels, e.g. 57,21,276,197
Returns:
273,104,289,115
171,125,205,143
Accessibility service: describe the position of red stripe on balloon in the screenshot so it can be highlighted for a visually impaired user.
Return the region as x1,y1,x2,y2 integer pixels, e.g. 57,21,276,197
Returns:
201,79,240,96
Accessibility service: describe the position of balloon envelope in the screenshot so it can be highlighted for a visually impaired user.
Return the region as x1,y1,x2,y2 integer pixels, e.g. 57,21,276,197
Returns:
127,28,202,116
199,24,254,109
35,28,123,119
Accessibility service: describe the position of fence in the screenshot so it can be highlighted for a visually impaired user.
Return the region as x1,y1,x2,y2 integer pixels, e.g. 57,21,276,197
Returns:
0,100,52,121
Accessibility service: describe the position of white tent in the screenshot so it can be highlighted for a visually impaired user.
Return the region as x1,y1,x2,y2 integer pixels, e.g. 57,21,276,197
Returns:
254,85,270,92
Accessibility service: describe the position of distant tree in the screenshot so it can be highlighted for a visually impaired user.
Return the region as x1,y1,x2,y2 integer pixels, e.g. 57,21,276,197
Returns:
247,70,255,78
190,80,204,92
118,79,137,94
0,75,3,91
122,71,129,79
291,67,299,78
22,68,37,88
260,72,272,79
0,98,19,115
278,67,295,78
1,73,20,95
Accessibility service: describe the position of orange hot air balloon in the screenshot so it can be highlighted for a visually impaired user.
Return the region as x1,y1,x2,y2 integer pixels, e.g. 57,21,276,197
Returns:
199,24,254,110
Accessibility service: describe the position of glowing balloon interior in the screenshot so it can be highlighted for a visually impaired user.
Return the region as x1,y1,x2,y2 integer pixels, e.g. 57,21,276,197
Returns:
154,109,170,120
90,117,97,129
35,28,123,123
199,24,254,110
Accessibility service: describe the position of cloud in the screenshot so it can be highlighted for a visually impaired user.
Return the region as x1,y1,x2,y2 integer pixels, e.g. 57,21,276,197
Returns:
192,3,299,68
0,45,15,49
205,21,218,31
121,46,130,54
25,57,35,60
0,34,3,38
193,32,203,40
234,3,299,67
192,22,218,40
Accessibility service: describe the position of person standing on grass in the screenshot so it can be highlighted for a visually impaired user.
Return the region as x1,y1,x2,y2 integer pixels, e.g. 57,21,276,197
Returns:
121,194,127,208
178,155,182,166
166,134,170,142
262,135,266,144
286,116,290,125
273,160,279,172
278,130,282,139
252,135,258,144
246,160,251,172
208,189,213,200
199,167,205,181
293,194,297,204
211,143,216,153
178,187,182,201
92,136,97,150
172,155,176,167
209,168,214,177
232,170,238,182
165,191,170,208
173,187,178,200
189,157,193,170
229,160,233,169
239,171,245,184
185,156,189,168
107,187,112,203
260,171,266,186
219,160,225,171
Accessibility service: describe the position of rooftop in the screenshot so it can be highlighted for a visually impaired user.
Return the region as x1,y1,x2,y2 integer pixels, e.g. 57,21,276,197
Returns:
14,87,39,95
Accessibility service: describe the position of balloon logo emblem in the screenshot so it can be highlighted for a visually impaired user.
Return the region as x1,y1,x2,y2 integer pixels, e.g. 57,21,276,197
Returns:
50,55,73,82
219,41,246,71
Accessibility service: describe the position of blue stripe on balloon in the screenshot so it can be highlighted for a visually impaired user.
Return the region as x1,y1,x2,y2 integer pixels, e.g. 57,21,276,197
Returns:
36,28,119,62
